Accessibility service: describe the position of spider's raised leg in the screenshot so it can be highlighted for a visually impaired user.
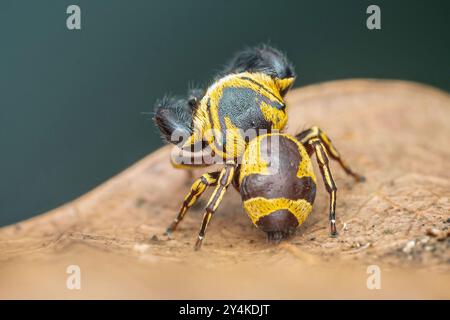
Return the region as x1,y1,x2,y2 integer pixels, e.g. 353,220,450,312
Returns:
194,161,235,250
309,138,338,236
165,171,220,235
169,141,217,183
296,126,365,182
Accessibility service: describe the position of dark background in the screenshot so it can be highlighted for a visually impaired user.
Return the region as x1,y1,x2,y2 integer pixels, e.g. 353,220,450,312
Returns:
0,0,449,226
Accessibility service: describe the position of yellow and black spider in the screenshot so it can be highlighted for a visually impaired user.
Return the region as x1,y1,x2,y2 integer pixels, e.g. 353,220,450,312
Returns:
154,45,364,250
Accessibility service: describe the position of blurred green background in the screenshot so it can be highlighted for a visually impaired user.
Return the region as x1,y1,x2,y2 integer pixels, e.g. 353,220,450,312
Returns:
0,0,449,226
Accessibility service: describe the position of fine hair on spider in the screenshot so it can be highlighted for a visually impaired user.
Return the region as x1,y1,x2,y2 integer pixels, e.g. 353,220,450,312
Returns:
153,45,365,250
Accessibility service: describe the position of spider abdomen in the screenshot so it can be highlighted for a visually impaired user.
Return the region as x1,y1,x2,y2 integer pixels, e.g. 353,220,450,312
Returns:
239,133,317,240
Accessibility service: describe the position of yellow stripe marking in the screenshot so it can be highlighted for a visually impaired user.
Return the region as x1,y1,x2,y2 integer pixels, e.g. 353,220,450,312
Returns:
239,133,269,183
275,77,295,92
224,116,246,158
243,197,313,225
185,72,287,158
259,101,287,130
239,133,316,183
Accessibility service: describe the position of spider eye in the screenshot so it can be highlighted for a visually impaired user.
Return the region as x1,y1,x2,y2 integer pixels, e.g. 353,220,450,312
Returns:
188,97,198,107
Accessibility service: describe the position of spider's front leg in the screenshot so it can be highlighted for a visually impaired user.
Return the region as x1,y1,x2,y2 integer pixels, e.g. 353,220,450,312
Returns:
194,161,236,250
165,171,220,235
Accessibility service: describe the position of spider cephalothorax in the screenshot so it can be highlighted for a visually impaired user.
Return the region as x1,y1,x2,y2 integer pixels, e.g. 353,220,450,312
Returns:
154,45,295,162
153,46,365,250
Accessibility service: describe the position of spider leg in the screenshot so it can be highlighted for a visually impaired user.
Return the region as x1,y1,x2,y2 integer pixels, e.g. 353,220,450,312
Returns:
194,162,236,250
169,142,212,183
309,138,338,237
165,171,220,235
170,151,211,169
296,126,365,182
